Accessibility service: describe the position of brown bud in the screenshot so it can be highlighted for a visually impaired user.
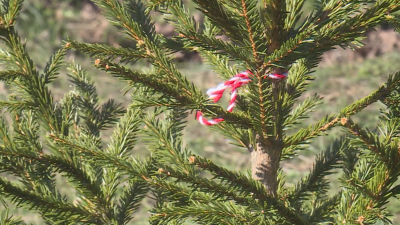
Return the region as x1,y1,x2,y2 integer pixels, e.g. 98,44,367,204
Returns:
189,156,196,163
341,117,348,125
356,216,364,224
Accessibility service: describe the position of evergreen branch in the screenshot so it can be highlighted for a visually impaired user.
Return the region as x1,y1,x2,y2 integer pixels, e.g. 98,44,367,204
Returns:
148,189,173,225
341,143,359,179
285,57,320,103
67,41,145,62
342,177,394,224
273,78,287,143
307,192,341,223
343,136,400,217
284,72,400,148
284,0,306,31
147,177,263,224
43,47,66,84
0,28,69,135
12,113,42,154
165,107,188,138
199,50,238,80
0,69,24,82
47,133,152,181
345,176,379,202
93,59,194,105
67,63,99,131
116,180,149,225
130,90,180,109
67,64,124,136
345,124,400,207
147,176,215,205
125,0,156,42
0,0,24,27
240,0,258,62
284,93,323,130
188,155,307,224
283,114,337,156
167,3,252,64
379,118,400,144
1,109,59,196
0,49,14,66
48,131,151,223
191,0,246,44
94,59,253,127
213,122,251,148
261,1,400,70
106,106,142,158
92,0,151,43
338,159,394,224
340,118,389,165
260,1,350,70
157,166,257,208
147,0,175,12
98,170,120,223
0,117,22,175
96,99,125,130
177,32,252,64
93,0,193,94
141,111,297,221
262,29,314,68
143,113,256,208
0,148,109,216
0,120,14,144
304,1,400,60
287,137,346,206
67,63,97,102
336,191,386,225
0,100,32,112
151,201,261,224
189,155,264,196
83,1,255,128
0,209,26,224
250,71,273,140
384,14,400,32
1,28,36,78
0,176,100,223
143,114,280,216
280,60,320,157
142,114,192,173
263,0,287,54
145,47,197,100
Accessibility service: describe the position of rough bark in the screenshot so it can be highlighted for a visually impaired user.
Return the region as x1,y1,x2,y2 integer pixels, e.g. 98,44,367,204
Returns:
251,137,281,197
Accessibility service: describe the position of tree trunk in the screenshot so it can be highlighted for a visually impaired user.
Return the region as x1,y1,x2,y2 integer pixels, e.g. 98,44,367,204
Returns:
251,137,280,196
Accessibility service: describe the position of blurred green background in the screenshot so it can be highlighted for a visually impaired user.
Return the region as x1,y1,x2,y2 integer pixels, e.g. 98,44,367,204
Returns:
1,0,400,224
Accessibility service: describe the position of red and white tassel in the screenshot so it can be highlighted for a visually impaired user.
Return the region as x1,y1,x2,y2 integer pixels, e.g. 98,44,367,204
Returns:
197,71,288,125
268,73,288,79
206,71,252,111
196,111,224,125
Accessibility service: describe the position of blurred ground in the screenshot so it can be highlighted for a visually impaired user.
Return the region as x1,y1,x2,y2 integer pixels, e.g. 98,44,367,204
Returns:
2,0,400,224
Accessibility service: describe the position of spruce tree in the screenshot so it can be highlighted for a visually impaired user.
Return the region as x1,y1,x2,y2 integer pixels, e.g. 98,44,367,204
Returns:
1,0,400,224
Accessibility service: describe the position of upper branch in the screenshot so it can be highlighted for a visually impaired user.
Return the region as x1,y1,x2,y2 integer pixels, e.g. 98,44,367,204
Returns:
284,71,400,149
241,0,258,62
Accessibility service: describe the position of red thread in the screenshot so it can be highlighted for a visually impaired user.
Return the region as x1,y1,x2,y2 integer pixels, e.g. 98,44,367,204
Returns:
196,111,224,125
198,71,288,125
